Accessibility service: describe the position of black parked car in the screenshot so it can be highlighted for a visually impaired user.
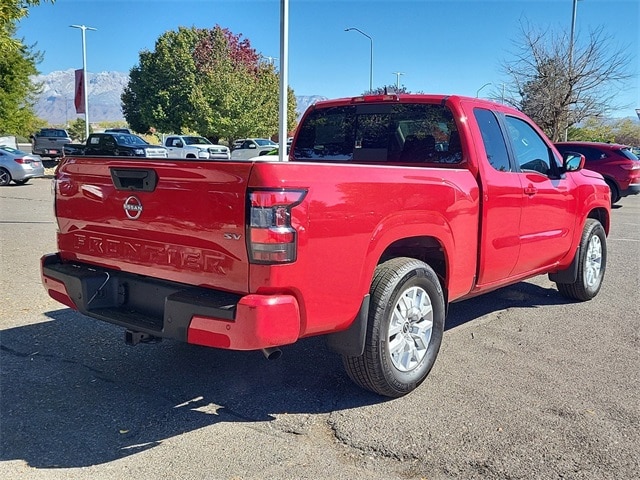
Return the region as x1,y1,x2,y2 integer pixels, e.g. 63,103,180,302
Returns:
64,132,168,158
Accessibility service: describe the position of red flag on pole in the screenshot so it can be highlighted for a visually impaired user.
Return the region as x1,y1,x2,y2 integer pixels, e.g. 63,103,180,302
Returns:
74,69,85,114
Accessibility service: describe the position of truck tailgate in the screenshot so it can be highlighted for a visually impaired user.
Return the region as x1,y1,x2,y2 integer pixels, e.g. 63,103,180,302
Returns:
54,157,253,293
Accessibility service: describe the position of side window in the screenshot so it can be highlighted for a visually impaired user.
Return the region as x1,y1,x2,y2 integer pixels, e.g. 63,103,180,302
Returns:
558,145,589,162
504,116,553,176
473,108,511,172
584,147,606,161
293,105,356,162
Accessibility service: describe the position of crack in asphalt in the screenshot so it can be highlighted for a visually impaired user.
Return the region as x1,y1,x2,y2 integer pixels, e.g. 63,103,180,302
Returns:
0,343,107,376
326,415,422,463
0,194,52,202
0,221,55,224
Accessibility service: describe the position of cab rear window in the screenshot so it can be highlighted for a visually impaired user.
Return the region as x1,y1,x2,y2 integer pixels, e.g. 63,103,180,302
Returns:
293,103,463,165
38,129,69,138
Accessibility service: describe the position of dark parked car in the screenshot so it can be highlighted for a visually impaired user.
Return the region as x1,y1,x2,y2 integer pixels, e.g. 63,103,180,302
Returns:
104,128,133,134
555,141,640,204
65,132,168,158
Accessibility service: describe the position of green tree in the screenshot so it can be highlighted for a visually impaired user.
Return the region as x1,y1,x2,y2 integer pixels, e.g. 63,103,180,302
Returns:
567,117,614,142
1,1,54,136
67,118,92,142
569,116,640,146
122,26,296,143
612,118,640,147
1,1,53,51
0,25,43,136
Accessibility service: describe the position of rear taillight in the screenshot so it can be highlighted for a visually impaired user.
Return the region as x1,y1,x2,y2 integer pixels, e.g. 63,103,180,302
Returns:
620,163,640,171
248,189,306,264
13,158,31,164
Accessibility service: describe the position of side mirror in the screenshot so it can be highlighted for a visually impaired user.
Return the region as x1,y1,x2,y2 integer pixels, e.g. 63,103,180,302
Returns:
175,141,183,148
248,143,256,149
562,151,585,172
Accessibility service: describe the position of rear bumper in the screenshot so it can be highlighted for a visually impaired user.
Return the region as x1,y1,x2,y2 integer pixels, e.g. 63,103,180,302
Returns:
623,182,640,196
40,254,301,350
13,165,45,180
34,148,63,158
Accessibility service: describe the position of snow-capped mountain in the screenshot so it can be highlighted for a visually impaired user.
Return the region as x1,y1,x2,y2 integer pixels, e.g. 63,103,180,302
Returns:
32,70,327,125
33,70,129,125
294,95,328,118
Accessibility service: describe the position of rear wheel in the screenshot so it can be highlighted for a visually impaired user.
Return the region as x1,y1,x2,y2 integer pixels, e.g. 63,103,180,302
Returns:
556,219,606,301
342,257,445,397
605,179,620,204
0,168,11,186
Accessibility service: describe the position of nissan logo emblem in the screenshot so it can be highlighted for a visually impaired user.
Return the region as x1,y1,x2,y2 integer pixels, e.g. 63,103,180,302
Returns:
123,196,143,220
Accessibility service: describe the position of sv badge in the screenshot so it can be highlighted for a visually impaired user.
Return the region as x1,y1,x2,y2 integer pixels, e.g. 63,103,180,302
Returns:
223,233,242,240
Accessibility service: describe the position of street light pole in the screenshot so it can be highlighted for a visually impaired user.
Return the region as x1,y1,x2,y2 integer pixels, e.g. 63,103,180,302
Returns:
476,82,492,98
345,27,373,92
278,0,289,162
70,24,96,140
392,72,404,90
569,0,579,70
565,0,580,141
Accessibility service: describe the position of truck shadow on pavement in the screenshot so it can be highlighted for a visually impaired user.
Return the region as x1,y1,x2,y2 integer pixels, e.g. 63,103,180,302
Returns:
1,281,568,468
445,280,573,330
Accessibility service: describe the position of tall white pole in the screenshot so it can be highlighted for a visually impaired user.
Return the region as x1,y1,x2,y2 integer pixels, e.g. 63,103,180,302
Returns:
70,24,96,140
393,72,404,89
345,28,373,92
278,0,289,161
565,0,579,141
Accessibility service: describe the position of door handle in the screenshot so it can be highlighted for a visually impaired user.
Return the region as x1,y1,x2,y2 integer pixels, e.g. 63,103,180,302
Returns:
524,185,537,196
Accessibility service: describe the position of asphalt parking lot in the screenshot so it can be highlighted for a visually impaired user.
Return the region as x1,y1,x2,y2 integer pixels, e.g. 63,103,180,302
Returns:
1,177,639,479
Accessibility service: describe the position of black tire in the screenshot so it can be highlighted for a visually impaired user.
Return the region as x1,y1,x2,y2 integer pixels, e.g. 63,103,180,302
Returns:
13,179,30,185
605,179,620,205
556,219,607,301
342,257,445,397
0,168,11,186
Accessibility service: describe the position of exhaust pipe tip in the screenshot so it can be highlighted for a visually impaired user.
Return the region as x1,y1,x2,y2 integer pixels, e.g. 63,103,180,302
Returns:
261,347,282,360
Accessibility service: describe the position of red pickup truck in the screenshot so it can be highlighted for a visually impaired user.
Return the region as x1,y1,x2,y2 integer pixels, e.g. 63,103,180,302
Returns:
41,94,611,397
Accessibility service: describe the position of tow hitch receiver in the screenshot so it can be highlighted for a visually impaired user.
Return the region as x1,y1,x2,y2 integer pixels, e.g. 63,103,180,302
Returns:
125,330,162,346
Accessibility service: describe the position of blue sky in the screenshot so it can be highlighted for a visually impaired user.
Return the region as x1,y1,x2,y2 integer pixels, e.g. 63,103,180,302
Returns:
17,0,640,118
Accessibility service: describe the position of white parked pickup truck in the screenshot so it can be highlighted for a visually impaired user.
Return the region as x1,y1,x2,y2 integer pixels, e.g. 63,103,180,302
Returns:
164,135,230,160
230,138,277,160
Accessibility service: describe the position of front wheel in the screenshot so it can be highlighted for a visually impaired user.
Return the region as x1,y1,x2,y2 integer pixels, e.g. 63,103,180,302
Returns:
0,168,11,186
342,257,445,398
556,219,607,301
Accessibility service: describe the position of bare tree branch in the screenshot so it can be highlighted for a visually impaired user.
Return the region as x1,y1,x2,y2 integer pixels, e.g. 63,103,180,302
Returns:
500,21,633,141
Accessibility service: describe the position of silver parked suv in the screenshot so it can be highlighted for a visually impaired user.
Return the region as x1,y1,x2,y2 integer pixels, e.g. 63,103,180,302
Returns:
30,128,72,159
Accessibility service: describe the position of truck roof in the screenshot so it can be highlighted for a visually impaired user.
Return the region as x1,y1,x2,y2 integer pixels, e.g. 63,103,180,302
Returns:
310,93,516,114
